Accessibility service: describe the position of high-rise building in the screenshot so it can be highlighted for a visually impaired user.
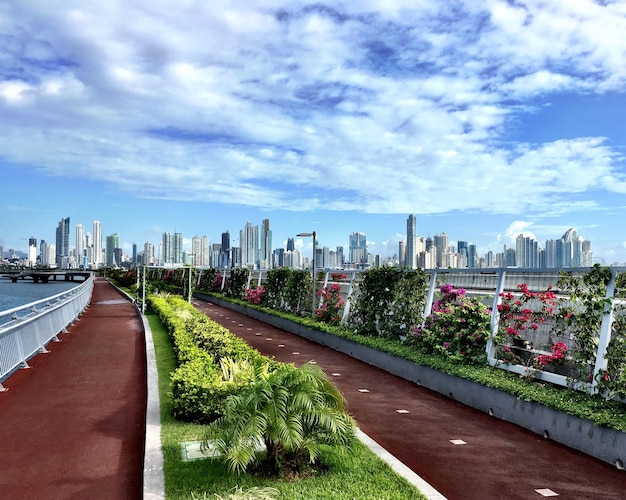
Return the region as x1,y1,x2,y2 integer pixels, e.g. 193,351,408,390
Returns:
39,240,47,266
93,221,102,267
349,232,367,264
144,241,155,266
75,224,84,269
56,217,70,268
241,221,259,269
27,237,37,267
201,236,210,267
220,231,231,269
406,214,417,269
434,232,448,268
286,238,295,252
516,234,539,268
106,233,120,266
162,232,183,265
259,219,272,270
192,235,202,266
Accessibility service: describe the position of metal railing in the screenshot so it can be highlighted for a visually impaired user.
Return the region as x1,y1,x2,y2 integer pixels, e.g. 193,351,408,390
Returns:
240,267,625,395
0,275,94,391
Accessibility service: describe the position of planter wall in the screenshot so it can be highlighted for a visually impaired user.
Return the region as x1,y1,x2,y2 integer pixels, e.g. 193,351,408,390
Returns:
196,293,625,471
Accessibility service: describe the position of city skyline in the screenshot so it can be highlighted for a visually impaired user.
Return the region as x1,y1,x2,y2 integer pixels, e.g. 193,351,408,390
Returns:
2,2,626,263
0,212,601,270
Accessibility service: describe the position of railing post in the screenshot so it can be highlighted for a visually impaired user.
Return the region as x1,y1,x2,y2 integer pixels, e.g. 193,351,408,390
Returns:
486,269,507,359
341,272,356,324
590,268,617,393
422,271,438,328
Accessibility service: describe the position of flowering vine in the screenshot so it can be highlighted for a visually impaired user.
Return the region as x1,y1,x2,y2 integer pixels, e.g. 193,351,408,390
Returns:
409,284,491,364
316,284,346,325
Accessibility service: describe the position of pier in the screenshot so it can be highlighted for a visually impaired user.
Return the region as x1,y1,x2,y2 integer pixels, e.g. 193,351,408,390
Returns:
3,270,91,284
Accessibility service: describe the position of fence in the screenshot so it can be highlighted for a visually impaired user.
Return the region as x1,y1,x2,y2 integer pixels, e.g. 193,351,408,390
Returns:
236,266,625,396
0,275,94,391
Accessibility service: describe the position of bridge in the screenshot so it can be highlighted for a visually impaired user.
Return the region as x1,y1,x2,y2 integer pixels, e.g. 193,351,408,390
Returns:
3,270,92,284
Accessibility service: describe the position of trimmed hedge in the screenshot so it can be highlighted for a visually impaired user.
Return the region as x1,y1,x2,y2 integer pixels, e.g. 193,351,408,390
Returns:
148,294,270,424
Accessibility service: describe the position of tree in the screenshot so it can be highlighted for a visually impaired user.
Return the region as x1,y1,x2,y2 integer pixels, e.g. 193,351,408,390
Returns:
203,359,356,477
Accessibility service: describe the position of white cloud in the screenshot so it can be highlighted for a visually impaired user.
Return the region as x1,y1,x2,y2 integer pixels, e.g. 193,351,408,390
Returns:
1,0,626,226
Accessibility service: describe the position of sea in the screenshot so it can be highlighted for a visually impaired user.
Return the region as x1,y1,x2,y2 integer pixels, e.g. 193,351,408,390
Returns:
0,278,80,313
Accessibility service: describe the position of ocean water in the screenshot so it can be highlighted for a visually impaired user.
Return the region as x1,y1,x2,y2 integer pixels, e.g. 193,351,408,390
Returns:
0,279,80,313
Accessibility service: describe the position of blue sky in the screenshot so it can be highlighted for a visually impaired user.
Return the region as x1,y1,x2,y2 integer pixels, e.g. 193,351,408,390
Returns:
1,1,626,264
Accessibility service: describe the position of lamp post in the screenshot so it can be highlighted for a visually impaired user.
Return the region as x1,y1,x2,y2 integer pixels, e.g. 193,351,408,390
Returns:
186,255,195,303
297,231,317,314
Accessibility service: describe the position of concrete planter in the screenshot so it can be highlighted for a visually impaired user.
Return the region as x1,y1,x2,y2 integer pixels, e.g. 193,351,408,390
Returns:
196,293,625,471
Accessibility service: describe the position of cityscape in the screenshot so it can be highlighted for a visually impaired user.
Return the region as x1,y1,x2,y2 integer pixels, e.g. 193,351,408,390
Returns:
1,214,595,271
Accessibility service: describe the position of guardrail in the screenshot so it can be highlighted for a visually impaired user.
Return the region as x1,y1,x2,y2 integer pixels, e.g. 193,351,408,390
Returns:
0,275,94,391
241,266,626,396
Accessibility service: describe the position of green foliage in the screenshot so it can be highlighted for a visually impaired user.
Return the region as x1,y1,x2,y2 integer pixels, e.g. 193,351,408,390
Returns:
556,265,612,386
204,361,356,477
225,268,250,299
408,284,490,363
260,268,311,314
348,267,429,339
315,284,345,325
148,294,265,424
148,312,425,500
210,295,626,431
106,268,137,288
170,356,240,423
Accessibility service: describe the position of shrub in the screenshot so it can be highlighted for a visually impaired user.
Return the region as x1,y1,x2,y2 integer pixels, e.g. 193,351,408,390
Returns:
409,284,491,363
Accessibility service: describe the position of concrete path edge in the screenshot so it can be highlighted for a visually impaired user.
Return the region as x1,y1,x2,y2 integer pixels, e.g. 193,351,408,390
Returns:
141,307,166,500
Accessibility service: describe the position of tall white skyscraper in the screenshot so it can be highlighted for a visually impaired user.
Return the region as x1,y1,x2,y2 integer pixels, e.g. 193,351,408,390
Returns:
241,221,259,269
144,241,155,265
76,224,84,268
406,214,417,269
93,220,102,267
201,236,211,267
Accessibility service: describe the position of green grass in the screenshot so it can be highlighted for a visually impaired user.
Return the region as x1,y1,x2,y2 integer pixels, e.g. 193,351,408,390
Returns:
147,313,426,500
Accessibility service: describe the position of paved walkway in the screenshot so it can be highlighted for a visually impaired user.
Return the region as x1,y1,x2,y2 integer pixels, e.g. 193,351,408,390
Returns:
2,280,626,499
0,277,147,500
194,299,626,500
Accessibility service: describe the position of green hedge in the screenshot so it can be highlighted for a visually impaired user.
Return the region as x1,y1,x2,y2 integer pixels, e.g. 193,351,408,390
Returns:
148,294,269,424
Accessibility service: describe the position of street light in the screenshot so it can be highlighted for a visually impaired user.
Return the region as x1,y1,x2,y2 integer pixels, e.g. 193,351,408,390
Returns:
297,231,317,314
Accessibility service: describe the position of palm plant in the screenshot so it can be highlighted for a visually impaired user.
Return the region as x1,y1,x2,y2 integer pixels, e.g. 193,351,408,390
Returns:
203,359,356,476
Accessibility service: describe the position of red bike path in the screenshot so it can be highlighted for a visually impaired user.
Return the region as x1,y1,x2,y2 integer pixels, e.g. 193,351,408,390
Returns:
193,299,626,500
0,277,146,500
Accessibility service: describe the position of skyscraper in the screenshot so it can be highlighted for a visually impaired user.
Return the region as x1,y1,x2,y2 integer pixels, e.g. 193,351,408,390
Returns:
221,231,231,269
56,217,70,268
76,224,84,269
259,219,272,270
144,241,155,266
349,232,367,264
28,237,37,267
106,233,120,267
162,232,183,264
241,221,259,269
406,214,417,269
93,220,102,267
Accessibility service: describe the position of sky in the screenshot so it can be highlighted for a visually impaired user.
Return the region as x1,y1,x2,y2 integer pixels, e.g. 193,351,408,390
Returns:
1,0,626,264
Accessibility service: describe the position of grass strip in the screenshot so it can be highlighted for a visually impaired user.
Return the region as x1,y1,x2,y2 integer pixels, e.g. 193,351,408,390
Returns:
147,312,427,500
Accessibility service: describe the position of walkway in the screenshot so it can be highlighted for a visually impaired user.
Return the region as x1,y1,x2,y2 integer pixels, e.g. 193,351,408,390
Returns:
0,277,147,500
194,299,626,500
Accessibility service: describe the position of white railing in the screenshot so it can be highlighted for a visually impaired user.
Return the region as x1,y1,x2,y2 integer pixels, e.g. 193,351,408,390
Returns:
0,275,94,391
240,267,626,395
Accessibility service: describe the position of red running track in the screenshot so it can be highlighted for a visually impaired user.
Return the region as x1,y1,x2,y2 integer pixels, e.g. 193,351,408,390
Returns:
0,277,146,500
194,299,626,500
